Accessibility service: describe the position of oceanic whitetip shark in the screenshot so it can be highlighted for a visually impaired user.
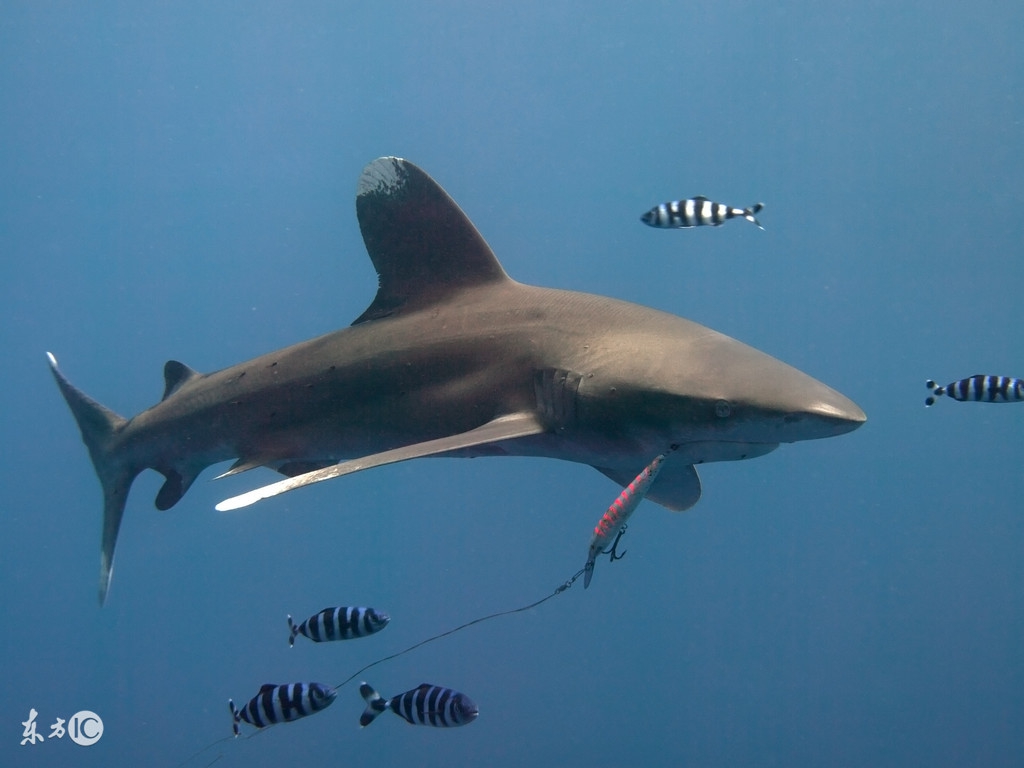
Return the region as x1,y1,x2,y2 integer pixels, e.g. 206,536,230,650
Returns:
48,156,866,604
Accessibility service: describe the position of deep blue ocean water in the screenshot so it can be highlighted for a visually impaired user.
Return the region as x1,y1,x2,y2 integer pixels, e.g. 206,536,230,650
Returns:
3,3,1023,766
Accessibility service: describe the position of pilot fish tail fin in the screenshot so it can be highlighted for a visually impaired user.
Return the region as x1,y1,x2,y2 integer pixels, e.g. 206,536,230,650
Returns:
358,682,389,727
925,379,944,406
47,352,138,605
228,699,242,737
744,202,765,230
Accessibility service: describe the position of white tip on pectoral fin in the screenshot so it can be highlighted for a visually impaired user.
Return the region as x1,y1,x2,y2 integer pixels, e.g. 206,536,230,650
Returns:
215,413,546,511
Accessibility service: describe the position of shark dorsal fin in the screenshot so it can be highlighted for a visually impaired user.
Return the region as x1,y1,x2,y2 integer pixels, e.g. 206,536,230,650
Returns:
162,360,201,400
352,157,510,325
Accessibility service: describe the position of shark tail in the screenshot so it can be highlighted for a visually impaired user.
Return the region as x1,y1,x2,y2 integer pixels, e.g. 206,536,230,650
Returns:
744,202,765,230
46,352,139,605
358,682,389,727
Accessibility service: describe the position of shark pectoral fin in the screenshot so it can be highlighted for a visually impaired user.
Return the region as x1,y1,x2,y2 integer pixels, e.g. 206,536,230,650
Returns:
275,460,336,477
647,462,702,511
215,413,546,511
594,461,702,512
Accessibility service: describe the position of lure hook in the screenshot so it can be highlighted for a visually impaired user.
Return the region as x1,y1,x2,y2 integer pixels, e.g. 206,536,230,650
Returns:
603,525,627,561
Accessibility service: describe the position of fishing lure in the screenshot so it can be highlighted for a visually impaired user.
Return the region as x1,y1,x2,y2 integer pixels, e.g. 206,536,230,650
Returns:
583,451,669,588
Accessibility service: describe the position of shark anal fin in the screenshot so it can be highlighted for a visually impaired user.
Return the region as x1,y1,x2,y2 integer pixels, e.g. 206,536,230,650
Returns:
155,471,184,510
154,466,201,510
595,460,702,512
216,412,546,511
352,157,511,325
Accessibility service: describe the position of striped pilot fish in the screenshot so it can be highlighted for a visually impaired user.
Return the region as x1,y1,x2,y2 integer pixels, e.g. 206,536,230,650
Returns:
584,452,667,589
925,375,1024,407
228,682,336,736
359,682,479,728
641,196,764,230
288,606,390,646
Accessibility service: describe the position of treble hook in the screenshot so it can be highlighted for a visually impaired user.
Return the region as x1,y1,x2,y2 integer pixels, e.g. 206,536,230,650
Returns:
602,525,627,561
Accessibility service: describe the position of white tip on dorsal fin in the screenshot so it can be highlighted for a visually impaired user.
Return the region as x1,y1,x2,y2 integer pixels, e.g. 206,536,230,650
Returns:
352,157,511,325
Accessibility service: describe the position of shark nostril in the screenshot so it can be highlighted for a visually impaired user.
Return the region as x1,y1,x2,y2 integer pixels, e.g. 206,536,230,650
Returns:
715,400,732,418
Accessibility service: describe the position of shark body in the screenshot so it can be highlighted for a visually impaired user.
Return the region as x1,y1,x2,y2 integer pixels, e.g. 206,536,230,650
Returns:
49,157,865,603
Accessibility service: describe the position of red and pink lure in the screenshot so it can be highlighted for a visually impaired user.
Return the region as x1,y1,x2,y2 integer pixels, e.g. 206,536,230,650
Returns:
583,451,670,589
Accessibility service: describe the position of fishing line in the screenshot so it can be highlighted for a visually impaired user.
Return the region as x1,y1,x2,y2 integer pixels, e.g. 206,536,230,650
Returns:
175,734,233,767
326,449,667,691
332,566,587,690
176,566,590,768
328,449,668,690
179,451,665,766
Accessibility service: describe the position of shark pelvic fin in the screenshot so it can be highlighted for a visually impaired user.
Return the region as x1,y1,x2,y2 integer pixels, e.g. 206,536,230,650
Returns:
216,412,546,511
352,157,511,325
213,457,336,480
46,352,137,604
214,457,271,479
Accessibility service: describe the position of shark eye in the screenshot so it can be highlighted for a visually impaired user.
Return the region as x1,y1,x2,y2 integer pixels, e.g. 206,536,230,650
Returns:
715,400,732,418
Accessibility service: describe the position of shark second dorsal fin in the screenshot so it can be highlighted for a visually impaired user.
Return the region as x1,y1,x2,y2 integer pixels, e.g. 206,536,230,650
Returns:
162,360,201,401
352,157,511,324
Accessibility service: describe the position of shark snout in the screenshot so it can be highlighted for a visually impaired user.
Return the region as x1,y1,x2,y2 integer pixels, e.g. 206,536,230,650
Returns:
784,390,866,440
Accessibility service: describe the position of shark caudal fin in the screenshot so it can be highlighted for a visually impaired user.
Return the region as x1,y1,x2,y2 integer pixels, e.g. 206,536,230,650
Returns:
47,353,138,605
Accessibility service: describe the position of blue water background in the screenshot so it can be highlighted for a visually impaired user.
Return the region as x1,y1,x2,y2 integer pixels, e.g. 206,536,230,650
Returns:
3,2,1023,765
